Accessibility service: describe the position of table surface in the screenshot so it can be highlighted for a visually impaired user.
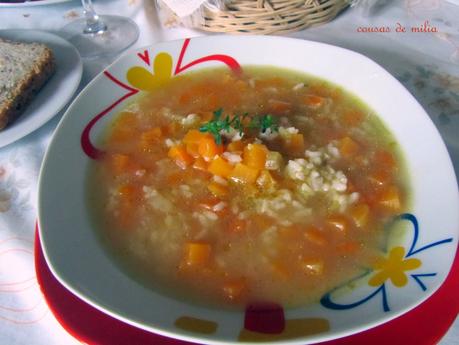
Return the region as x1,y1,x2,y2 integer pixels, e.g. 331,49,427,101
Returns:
0,1,458,344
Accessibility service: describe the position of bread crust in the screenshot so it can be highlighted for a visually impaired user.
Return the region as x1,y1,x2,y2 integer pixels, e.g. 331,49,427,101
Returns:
0,42,56,130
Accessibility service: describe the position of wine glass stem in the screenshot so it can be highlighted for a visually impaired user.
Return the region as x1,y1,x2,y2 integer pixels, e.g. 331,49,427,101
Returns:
81,0,107,34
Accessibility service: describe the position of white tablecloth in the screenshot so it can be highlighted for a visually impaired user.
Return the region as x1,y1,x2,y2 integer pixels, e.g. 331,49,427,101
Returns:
0,1,458,344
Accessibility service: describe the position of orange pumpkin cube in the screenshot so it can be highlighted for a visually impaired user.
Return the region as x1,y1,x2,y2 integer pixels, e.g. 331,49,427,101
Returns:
378,186,401,211
183,242,211,267
303,94,325,108
229,163,259,185
168,145,194,169
139,127,163,150
193,157,208,171
350,203,370,227
243,143,268,170
227,140,245,152
199,136,222,161
284,133,305,155
304,226,327,246
326,215,350,234
208,156,234,178
208,181,229,197
339,136,359,157
256,170,277,190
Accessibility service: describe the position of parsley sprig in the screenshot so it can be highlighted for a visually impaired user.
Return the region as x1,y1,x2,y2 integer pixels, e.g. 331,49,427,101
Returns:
199,109,279,144
249,114,278,133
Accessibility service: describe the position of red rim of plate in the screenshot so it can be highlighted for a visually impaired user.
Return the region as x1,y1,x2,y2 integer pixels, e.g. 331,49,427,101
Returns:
34,226,458,345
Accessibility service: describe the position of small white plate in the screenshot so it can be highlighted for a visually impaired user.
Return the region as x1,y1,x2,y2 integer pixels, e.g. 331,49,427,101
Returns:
0,0,73,8
0,29,82,148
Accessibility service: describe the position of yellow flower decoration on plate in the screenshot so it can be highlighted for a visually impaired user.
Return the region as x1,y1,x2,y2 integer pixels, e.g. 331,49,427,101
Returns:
126,52,173,91
369,246,421,288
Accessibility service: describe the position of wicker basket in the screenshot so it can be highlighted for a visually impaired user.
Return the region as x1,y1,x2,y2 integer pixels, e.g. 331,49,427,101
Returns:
158,0,349,35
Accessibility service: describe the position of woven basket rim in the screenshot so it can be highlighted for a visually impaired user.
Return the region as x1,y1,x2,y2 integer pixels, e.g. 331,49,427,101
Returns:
159,0,349,34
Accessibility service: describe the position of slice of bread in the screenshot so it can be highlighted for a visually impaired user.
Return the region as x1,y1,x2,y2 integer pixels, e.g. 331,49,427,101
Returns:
0,38,56,130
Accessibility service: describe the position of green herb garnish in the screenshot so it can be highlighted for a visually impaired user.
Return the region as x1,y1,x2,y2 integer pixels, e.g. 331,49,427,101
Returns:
199,109,278,144
249,114,279,133
199,108,229,145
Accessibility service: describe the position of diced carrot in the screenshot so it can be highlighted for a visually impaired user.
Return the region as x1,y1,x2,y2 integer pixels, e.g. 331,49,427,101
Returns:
227,140,244,152
208,156,234,178
256,170,277,190
268,99,291,114
183,130,209,157
339,136,359,157
303,94,325,108
183,129,206,145
227,218,247,233
301,258,324,275
229,163,259,185
243,143,268,170
168,145,194,169
117,184,139,202
284,133,305,155
304,226,327,246
378,186,401,211
183,242,211,267
350,203,370,227
139,127,162,151
343,110,364,127
199,136,222,161
374,150,396,170
110,153,131,174
368,170,391,187
208,181,228,197
186,143,200,158
326,215,350,234
222,278,246,301
193,157,208,171
336,241,360,255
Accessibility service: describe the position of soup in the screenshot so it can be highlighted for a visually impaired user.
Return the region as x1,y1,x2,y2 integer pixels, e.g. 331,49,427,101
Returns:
88,66,409,308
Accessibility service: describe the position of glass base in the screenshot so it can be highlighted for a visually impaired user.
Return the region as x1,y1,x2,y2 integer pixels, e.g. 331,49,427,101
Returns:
62,15,139,59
